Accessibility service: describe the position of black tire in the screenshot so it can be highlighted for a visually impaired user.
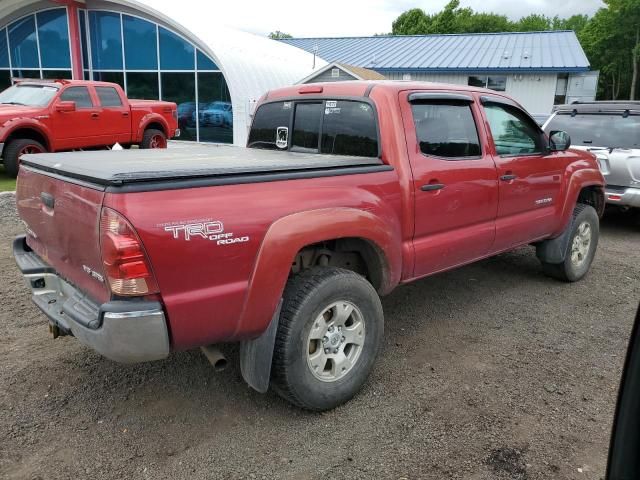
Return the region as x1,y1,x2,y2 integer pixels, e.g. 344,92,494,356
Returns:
140,128,167,149
3,138,46,178
541,204,599,282
271,267,383,411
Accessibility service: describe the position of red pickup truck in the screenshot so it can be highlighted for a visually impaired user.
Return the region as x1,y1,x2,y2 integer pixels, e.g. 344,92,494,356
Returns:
0,79,179,177
13,81,605,411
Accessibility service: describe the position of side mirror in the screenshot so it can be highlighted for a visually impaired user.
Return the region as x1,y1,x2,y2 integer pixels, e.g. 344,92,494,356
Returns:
55,101,76,113
549,130,571,152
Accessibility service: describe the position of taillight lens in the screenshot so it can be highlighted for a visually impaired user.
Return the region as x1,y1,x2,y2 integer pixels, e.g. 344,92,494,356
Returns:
99,208,159,296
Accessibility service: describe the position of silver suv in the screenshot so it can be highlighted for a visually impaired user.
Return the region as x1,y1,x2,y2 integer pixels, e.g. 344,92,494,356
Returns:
544,101,640,209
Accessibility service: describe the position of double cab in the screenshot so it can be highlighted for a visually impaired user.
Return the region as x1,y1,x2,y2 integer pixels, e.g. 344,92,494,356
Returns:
0,79,179,177
13,81,605,411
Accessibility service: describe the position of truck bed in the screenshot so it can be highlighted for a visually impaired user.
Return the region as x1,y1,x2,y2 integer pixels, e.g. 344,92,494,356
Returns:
20,146,388,191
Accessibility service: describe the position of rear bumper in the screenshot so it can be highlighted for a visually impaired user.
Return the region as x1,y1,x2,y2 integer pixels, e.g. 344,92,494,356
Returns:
13,235,170,363
605,185,640,208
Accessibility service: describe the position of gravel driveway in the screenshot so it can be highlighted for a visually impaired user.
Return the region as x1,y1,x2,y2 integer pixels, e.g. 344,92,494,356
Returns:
1,193,638,480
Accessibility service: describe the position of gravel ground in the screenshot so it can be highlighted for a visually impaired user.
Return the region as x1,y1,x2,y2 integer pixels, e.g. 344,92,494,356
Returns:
1,193,638,480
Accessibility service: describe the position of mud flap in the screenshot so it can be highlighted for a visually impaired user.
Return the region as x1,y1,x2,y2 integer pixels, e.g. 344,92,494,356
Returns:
536,204,586,264
239,300,282,393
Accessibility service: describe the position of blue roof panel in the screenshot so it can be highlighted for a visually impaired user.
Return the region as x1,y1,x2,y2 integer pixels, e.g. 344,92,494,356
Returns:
281,31,590,72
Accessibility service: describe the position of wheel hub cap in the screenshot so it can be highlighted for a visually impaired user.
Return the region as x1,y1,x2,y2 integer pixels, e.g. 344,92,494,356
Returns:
570,221,592,268
306,301,366,382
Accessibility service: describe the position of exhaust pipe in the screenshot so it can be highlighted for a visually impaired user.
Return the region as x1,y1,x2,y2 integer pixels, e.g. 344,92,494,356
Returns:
201,345,228,372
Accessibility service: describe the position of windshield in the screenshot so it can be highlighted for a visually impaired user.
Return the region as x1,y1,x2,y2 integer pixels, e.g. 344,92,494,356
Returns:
545,113,640,149
0,84,60,107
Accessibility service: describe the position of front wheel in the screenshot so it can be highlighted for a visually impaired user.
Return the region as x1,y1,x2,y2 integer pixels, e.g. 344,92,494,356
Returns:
3,139,46,178
541,204,599,282
271,267,383,411
140,128,167,149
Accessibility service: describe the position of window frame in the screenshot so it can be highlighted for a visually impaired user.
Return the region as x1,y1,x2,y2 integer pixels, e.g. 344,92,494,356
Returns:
248,95,382,158
59,85,94,109
480,95,547,158
408,95,484,161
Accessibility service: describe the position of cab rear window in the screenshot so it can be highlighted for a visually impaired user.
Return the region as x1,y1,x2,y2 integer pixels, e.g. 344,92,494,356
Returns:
248,99,379,158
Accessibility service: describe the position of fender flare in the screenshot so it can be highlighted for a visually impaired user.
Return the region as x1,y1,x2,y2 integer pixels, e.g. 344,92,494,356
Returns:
0,119,52,151
136,113,170,142
555,166,605,236
236,207,402,393
236,207,403,340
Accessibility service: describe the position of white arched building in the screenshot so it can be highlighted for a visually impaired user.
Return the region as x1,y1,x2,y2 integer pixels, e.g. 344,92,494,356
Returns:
0,0,325,145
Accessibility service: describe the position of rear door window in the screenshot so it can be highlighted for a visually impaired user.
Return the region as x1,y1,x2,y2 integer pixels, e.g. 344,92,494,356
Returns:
411,102,481,158
248,99,379,158
95,86,123,107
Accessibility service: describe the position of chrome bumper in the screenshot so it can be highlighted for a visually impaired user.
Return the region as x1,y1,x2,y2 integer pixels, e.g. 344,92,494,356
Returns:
605,186,640,208
13,235,170,363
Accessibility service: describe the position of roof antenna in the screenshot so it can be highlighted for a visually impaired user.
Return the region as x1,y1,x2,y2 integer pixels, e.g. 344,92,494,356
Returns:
313,44,318,69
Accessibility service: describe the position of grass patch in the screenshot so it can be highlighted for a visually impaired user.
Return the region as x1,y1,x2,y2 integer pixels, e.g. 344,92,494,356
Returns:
0,165,16,192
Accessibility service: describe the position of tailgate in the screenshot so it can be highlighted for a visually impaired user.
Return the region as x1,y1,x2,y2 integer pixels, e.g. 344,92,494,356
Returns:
16,166,110,304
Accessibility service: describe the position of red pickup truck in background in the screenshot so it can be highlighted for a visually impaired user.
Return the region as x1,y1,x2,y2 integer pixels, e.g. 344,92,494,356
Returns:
13,81,605,411
0,79,179,177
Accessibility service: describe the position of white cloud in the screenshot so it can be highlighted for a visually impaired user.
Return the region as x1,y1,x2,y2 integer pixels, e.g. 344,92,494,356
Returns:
141,0,604,37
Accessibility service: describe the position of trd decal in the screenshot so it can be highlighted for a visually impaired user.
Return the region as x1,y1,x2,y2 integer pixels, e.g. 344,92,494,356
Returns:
535,197,553,205
158,219,249,246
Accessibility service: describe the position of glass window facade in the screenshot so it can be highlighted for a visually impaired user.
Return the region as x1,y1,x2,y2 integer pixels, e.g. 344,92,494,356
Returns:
36,9,70,69
89,12,122,70
123,16,157,70
0,8,72,86
1,7,232,144
159,27,194,70
78,10,232,143
9,16,39,69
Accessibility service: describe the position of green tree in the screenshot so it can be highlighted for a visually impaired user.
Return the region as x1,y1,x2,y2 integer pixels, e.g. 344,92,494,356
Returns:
514,14,551,31
392,8,432,35
268,31,292,40
552,14,589,35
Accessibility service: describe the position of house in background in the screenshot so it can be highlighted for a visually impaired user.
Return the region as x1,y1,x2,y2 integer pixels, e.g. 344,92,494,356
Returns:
299,62,386,83
282,31,599,115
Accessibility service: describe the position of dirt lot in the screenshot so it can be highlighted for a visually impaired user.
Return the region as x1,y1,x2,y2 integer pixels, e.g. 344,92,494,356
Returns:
1,192,638,480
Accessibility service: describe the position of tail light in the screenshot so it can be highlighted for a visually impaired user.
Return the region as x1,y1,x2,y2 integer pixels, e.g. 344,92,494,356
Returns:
99,208,159,296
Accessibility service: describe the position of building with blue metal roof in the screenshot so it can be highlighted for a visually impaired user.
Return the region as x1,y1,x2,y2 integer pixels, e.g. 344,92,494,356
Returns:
282,31,598,114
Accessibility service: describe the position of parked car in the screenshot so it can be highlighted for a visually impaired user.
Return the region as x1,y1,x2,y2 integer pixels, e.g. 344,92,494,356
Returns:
13,81,604,411
544,101,640,209
0,79,179,177
200,101,233,128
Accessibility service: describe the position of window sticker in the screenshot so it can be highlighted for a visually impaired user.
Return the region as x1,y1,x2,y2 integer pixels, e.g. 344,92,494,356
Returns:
283,101,292,110
276,126,288,149
326,100,337,108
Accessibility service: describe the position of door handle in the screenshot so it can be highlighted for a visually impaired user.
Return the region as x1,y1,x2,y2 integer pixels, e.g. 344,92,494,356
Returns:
500,174,517,181
91,112,99,118
122,112,129,117
421,183,445,192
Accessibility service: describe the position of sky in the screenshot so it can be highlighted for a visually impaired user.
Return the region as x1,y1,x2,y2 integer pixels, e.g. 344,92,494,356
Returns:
142,0,604,38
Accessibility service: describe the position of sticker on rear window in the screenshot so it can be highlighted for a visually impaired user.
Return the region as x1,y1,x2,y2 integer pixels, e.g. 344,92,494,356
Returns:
276,126,288,149
283,102,292,110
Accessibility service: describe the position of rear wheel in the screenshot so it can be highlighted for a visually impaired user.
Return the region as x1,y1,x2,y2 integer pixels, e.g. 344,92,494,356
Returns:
140,128,167,149
541,204,599,282
3,139,46,178
271,267,383,411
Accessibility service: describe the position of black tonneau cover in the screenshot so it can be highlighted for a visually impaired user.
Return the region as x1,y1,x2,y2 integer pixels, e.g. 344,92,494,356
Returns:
20,145,385,187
